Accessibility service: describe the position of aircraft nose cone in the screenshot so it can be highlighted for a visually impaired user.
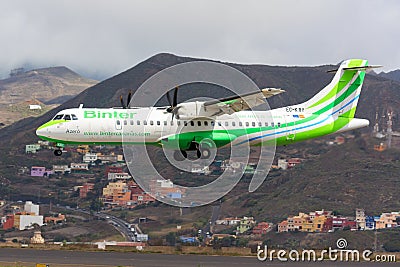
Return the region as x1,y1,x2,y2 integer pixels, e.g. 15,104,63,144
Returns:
36,125,47,137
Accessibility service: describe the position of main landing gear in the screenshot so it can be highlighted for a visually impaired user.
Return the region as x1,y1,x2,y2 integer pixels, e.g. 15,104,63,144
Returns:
196,146,211,159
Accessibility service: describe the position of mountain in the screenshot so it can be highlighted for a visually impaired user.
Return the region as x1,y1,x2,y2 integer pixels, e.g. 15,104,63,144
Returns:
0,66,97,128
0,66,97,105
377,70,400,83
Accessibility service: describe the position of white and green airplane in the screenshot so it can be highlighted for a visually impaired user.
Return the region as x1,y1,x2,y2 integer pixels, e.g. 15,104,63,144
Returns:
36,59,376,159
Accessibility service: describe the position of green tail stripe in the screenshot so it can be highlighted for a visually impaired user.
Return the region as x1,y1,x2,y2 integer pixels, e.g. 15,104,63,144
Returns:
308,70,357,109
312,71,365,116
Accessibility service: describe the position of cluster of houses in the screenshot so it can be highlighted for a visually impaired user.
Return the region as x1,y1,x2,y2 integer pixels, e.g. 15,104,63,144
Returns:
1,201,65,231
178,216,272,245
27,149,125,178
215,216,272,235
278,209,400,233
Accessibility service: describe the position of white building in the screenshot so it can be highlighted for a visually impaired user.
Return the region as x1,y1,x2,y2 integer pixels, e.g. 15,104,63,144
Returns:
278,159,288,170
216,217,241,226
19,215,43,230
108,172,132,181
135,234,148,242
70,163,89,171
98,154,118,163
157,179,173,188
53,165,71,174
356,208,366,230
29,104,41,110
25,144,41,154
191,165,211,175
24,201,39,216
83,153,98,163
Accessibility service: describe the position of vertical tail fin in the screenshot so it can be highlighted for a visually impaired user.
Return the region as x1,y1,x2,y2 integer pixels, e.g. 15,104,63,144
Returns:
304,59,368,119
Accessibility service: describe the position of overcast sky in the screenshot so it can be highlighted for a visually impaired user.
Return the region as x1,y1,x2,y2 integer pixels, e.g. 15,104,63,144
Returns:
1,0,399,80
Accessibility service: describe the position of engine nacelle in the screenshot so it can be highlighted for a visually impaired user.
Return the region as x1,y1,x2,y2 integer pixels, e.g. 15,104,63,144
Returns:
175,101,216,120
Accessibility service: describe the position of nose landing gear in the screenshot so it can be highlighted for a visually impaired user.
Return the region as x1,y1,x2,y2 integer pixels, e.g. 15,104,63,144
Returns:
53,142,65,157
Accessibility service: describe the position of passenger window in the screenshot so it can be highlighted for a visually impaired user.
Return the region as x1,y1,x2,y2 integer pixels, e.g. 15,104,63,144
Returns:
71,114,78,120
150,121,154,125
137,120,140,125
211,121,215,126
271,122,274,127
246,122,249,127
265,122,268,127
232,122,236,127
116,120,121,125
177,121,181,126
277,122,281,127
190,121,194,126
204,121,208,126
184,121,188,126
157,121,160,126
198,121,201,126
252,122,256,127
218,122,222,126
130,120,134,125
54,114,64,120
225,122,228,126
170,121,174,126
124,120,127,125
239,122,243,127
64,114,71,120
258,122,262,127
143,120,147,125
164,121,167,126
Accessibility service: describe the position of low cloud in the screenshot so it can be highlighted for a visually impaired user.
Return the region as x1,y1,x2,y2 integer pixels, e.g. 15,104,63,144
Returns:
0,0,399,79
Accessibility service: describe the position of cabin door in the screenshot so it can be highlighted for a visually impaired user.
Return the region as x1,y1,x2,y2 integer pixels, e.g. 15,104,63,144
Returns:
285,115,296,141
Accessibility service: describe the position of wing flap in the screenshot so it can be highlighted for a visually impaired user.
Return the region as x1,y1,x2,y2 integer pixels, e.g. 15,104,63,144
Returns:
203,88,284,114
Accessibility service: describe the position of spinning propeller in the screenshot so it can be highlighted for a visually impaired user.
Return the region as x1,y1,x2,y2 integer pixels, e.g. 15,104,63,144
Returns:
166,86,181,119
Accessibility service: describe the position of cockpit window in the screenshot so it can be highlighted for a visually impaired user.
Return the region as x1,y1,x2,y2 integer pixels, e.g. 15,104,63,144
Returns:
71,114,78,120
64,115,71,120
54,114,64,120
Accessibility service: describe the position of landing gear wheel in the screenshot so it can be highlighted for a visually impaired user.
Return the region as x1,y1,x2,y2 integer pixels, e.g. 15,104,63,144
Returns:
200,147,211,159
54,149,62,156
173,150,187,161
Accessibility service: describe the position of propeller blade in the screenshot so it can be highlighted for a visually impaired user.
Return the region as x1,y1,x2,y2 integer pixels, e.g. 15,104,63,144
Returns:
166,91,172,107
127,91,132,108
120,95,126,109
173,86,178,107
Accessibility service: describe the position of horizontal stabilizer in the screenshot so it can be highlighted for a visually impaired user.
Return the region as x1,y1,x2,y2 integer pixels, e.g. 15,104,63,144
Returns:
327,65,382,73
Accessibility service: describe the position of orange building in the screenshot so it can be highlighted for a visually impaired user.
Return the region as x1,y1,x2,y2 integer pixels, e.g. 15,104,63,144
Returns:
252,222,270,235
80,183,94,198
278,220,288,233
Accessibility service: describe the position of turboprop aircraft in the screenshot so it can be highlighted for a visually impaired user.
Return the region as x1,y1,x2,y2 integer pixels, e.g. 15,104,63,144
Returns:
36,59,378,159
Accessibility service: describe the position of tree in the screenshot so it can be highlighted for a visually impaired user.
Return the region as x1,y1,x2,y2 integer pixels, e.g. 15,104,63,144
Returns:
221,236,233,247
166,232,176,246
90,199,103,212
